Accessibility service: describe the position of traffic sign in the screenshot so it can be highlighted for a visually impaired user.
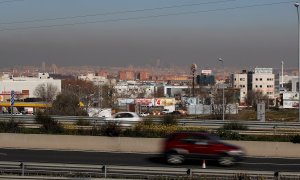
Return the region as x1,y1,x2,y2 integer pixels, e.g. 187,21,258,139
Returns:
10,90,14,106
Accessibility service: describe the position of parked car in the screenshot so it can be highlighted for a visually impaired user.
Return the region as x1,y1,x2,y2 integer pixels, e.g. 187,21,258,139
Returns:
139,112,150,117
169,110,183,116
161,109,173,114
162,132,245,166
105,112,142,127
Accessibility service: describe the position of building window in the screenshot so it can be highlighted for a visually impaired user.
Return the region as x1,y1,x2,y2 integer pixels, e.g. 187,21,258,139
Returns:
243,92,246,94
234,78,236,81
260,85,262,88
256,85,258,88
256,78,258,81
260,78,262,81
240,78,245,81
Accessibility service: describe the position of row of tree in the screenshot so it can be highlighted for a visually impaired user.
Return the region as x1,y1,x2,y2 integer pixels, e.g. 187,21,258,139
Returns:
33,78,273,117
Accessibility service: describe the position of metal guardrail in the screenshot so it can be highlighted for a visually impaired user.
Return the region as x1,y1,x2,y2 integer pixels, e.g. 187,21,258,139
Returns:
0,114,300,134
0,161,299,179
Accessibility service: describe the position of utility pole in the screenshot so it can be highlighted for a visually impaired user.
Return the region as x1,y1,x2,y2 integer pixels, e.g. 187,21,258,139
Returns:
281,61,284,89
191,64,197,97
295,2,300,123
98,82,102,108
218,58,225,121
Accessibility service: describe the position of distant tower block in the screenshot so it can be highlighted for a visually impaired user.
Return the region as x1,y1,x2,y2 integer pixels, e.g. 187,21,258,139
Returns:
42,62,46,72
51,64,58,74
156,59,160,67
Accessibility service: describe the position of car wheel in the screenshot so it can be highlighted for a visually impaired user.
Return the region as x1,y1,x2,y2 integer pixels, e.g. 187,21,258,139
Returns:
166,153,184,165
218,156,235,166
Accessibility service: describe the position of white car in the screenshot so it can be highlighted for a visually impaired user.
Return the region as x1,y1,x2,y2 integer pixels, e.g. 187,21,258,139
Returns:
105,112,142,127
139,112,150,117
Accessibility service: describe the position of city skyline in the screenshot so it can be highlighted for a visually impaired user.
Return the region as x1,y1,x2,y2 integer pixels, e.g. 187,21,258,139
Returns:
0,0,298,68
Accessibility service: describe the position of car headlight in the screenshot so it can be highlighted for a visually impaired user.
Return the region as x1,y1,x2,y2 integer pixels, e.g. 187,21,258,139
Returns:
228,150,244,156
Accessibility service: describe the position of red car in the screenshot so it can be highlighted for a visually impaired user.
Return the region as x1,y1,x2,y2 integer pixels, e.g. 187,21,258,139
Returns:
163,132,245,166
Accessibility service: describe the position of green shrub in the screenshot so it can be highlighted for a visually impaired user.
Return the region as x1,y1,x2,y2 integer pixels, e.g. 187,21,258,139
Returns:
290,134,300,143
101,122,122,137
162,115,178,125
76,119,91,126
123,123,208,138
216,129,242,140
0,120,21,133
35,111,64,134
222,122,248,130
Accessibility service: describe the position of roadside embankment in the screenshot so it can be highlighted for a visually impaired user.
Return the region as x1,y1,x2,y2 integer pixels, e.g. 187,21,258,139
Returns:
0,133,299,158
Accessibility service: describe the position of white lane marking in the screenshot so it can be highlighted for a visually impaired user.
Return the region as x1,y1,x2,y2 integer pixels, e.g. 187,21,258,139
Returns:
240,162,300,166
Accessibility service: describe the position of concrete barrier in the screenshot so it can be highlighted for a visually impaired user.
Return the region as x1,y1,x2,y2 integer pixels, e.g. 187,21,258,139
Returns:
0,133,299,158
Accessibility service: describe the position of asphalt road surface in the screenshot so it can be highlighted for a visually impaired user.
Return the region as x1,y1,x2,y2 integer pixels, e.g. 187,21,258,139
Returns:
0,148,299,172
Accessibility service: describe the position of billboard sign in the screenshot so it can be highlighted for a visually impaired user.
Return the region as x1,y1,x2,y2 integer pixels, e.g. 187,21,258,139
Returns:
201,70,212,75
182,97,198,105
134,98,154,106
117,98,134,106
283,92,299,108
155,98,176,106
254,68,273,74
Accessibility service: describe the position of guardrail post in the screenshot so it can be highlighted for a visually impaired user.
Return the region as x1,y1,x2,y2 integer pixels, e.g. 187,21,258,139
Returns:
187,168,192,177
102,165,107,178
19,162,24,176
274,171,280,180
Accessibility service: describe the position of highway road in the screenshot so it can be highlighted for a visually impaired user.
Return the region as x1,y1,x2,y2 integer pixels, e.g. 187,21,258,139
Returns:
0,148,299,172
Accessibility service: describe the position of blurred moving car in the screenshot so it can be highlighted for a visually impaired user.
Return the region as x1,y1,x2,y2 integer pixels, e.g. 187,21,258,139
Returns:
163,132,245,166
105,112,142,127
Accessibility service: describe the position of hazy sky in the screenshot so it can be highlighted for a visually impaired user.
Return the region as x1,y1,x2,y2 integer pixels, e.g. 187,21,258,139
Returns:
0,0,298,69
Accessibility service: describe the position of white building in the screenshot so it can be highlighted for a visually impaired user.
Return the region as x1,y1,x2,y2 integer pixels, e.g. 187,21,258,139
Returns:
160,85,189,97
232,72,248,103
279,75,298,92
0,73,61,101
252,68,275,98
78,73,108,85
232,68,275,104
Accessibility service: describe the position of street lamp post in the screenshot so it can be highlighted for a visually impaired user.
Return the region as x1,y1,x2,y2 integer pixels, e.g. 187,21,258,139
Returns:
218,58,225,121
295,2,300,123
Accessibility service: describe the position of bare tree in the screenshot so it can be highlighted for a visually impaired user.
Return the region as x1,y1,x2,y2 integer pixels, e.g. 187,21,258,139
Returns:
244,90,269,110
62,79,97,110
101,84,118,108
34,83,58,102
211,88,238,120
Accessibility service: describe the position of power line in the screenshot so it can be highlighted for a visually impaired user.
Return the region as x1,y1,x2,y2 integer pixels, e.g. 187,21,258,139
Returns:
0,0,238,25
0,0,294,32
0,0,24,4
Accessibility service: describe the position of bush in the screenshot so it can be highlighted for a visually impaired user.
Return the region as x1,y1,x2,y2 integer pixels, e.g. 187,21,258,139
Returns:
162,115,178,125
101,122,122,137
216,129,242,140
35,111,64,134
0,120,21,133
290,134,300,143
222,122,248,130
123,123,208,138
